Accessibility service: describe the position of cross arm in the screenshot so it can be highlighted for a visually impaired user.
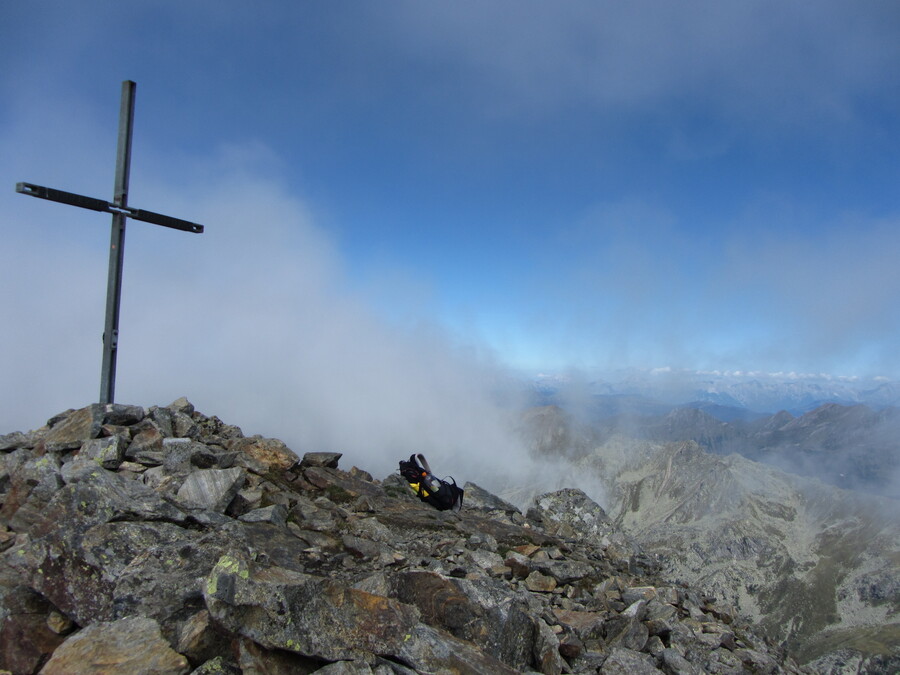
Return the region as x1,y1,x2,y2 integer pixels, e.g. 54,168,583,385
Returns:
15,182,203,234
16,182,110,212
128,208,203,233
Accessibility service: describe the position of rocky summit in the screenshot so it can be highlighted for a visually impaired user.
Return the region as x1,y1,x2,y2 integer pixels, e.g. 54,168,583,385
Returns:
1,399,809,674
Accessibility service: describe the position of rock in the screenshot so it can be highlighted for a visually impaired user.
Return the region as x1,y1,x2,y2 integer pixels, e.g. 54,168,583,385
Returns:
239,503,288,526
535,559,596,585
236,637,321,674
79,435,127,470
149,407,176,437
553,608,605,641
46,609,75,635
191,656,242,675
603,600,649,651
462,482,522,515
176,467,246,511
0,586,67,675
43,405,104,451
392,570,536,671
661,647,704,675
127,425,166,465
102,403,145,427
167,396,195,415
204,551,517,673
505,550,533,578
533,617,564,675
172,411,199,439
4,456,64,532
300,451,342,469
227,436,299,473
176,610,225,665
39,616,189,675
525,570,558,592
599,646,662,674
622,585,657,605
527,488,618,540
0,431,30,452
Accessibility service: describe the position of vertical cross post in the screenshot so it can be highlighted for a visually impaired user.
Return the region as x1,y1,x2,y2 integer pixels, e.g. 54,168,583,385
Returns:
100,80,136,405
16,80,204,406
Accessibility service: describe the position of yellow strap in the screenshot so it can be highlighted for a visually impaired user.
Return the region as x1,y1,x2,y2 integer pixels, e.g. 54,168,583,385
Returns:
408,481,430,498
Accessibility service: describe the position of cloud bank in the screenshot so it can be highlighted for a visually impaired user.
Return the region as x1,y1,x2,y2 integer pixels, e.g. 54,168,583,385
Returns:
1,93,609,508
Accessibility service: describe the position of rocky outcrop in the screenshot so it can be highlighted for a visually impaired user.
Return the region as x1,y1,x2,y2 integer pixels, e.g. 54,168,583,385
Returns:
585,440,900,674
1,400,806,674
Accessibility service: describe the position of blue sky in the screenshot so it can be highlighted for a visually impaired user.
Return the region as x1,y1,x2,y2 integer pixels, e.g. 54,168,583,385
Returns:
2,2,899,467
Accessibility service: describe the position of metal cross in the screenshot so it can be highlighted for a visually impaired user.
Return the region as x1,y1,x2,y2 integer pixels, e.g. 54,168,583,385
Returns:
15,80,204,405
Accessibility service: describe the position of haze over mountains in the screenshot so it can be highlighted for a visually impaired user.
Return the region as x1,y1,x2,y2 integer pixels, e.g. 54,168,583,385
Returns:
518,385,900,672
531,369,900,416
529,369,900,500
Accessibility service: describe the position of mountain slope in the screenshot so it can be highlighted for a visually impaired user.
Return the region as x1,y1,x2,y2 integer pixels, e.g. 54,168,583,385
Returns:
574,438,900,669
1,400,808,675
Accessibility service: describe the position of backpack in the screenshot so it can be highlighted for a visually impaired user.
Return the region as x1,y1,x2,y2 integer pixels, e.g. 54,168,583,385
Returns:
398,453,464,512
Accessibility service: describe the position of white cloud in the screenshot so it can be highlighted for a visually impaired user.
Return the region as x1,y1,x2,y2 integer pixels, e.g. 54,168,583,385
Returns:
0,95,544,494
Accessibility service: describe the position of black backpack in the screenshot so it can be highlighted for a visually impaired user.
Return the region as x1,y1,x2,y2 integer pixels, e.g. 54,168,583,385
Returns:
398,453,464,512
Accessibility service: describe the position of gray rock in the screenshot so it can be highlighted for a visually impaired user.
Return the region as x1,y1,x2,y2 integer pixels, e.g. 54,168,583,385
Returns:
176,467,246,511
393,570,537,671
527,488,622,545
172,411,200,439
300,451,342,469
102,403,145,427
312,660,376,674
463,482,522,515
6,456,64,532
127,425,166,465
149,406,176,437
604,600,649,651
0,431,31,452
204,551,517,673
239,503,288,526
599,647,663,674
79,435,127,470
533,618,564,675
0,585,67,674
535,559,596,585
167,396,195,415
661,647,704,675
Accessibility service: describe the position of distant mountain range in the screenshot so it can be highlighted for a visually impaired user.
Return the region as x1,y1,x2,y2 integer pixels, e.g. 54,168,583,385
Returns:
522,397,900,501
532,369,900,416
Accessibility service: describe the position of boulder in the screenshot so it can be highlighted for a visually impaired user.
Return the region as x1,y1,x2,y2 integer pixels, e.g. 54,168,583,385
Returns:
299,451,342,469
79,435,127,470
203,551,517,673
43,405,104,451
39,616,189,675
230,436,300,472
176,467,246,511
599,646,663,674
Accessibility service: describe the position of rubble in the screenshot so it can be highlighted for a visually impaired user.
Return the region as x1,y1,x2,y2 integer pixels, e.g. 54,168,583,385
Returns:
1,400,811,674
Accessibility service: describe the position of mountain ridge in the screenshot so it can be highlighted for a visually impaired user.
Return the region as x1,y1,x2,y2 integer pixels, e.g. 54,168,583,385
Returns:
522,404,900,672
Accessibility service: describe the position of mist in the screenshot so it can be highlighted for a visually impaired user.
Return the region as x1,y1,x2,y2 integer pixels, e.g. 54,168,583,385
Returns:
1,120,604,507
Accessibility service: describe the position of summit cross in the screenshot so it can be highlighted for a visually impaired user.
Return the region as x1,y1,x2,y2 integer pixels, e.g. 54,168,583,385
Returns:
16,80,204,405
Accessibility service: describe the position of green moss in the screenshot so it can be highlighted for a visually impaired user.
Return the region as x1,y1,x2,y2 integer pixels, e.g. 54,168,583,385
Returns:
207,554,249,595
325,484,353,503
